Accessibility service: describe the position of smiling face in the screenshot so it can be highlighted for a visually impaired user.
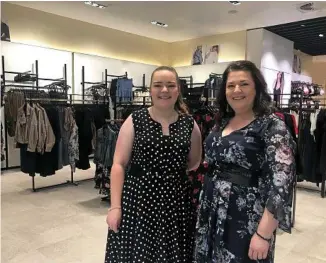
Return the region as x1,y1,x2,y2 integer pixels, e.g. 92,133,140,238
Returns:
150,69,180,110
226,70,256,115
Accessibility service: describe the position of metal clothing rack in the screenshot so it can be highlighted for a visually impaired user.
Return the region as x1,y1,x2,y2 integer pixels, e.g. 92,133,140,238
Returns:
271,91,326,228
25,93,109,192
1,55,67,171
179,75,193,89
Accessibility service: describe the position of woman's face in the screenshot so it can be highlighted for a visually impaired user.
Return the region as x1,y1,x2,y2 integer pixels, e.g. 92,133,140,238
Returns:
150,70,180,110
225,70,256,114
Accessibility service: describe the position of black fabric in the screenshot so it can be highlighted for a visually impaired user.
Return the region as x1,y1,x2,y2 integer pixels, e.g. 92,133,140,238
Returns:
109,78,118,102
75,108,94,170
35,107,62,177
314,109,326,182
298,118,318,182
1,21,10,41
14,73,37,83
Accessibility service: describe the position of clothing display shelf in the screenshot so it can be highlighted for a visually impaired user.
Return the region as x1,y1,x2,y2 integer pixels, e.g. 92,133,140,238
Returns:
1,55,68,171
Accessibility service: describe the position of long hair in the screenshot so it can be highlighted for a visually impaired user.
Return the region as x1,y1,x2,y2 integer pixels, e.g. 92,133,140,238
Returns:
216,60,272,125
150,66,189,115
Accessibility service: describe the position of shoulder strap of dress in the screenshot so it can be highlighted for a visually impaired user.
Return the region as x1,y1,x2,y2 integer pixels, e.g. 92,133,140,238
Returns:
131,108,147,134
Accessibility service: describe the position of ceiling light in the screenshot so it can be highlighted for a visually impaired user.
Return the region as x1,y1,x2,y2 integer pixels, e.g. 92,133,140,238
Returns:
301,24,305,27
84,1,106,9
319,34,324,37
228,10,238,14
229,1,241,5
151,21,168,28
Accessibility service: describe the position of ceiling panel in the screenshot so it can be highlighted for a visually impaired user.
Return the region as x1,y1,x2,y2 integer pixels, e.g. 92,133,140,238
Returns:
265,16,326,56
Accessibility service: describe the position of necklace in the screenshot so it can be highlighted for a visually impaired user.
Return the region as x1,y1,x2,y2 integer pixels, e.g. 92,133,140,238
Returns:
150,108,178,127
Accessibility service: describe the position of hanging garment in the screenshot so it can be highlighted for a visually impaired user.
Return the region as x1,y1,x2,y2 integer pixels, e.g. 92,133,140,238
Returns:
93,124,119,196
188,110,217,209
4,90,25,137
314,109,326,182
195,114,296,263
1,123,5,162
105,108,197,263
117,78,133,102
75,108,94,170
273,71,284,106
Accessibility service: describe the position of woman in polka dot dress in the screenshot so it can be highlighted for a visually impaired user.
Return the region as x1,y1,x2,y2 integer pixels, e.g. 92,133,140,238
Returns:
105,66,202,263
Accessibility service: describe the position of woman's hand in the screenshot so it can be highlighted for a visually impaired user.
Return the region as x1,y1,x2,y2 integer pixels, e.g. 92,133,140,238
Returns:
248,233,270,260
106,208,122,233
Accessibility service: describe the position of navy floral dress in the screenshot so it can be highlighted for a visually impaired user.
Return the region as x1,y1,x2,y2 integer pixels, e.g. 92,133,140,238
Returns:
195,114,296,263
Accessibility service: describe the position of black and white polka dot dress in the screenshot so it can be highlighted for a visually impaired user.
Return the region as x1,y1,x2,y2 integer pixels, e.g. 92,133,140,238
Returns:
105,108,197,263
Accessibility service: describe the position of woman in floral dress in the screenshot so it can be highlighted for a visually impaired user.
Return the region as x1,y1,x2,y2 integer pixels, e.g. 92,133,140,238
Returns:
195,60,296,263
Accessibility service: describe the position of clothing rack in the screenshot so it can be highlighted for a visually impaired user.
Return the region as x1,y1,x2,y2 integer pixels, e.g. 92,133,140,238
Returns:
25,93,109,192
269,91,326,228
1,55,68,171
179,75,193,89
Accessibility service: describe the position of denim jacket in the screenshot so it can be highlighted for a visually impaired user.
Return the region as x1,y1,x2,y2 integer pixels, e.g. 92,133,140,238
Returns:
94,126,118,167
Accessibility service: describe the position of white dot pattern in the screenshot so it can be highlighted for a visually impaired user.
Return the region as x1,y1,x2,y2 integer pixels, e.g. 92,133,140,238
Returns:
105,108,197,263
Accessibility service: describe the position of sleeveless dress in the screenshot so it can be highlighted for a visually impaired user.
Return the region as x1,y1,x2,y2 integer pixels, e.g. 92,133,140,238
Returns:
105,108,197,263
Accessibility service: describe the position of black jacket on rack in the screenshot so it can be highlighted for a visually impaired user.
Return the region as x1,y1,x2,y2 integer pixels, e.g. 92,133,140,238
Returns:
314,109,326,181
298,117,318,182
75,108,94,170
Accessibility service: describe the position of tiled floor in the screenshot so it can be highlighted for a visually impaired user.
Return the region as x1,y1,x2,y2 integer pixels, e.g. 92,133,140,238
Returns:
1,166,326,263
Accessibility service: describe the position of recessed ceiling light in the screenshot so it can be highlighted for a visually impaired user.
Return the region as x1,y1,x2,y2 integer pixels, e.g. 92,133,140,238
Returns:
319,34,324,37
84,1,106,9
228,10,238,14
229,1,241,5
151,21,168,28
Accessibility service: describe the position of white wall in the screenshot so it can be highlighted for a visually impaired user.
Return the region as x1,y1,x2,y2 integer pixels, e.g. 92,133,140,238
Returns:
261,30,294,75
1,41,73,90
246,29,264,68
1,41,73,168
73,52,157,101
175,62,230,83
292,72,312,83
246,29,294,105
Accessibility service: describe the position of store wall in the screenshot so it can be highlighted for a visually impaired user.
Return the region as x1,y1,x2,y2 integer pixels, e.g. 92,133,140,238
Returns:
1,2,169,66
169,31,246,67
246,29,294,105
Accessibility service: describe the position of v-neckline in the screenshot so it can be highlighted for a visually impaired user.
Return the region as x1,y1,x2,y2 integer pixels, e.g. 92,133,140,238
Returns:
146,108,180,137
220,118,256,138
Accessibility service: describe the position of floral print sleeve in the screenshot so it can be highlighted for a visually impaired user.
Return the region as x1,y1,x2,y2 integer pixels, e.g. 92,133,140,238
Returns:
261,117,296,233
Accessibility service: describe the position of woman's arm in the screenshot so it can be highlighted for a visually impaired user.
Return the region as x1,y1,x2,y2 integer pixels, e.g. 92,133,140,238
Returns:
110,115,134,208
258,117,296,234
257,208,279,238
187,120,202,171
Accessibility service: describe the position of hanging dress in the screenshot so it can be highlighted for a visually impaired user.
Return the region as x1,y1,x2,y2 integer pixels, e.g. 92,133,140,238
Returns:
195,114,296,263
105,108,197,263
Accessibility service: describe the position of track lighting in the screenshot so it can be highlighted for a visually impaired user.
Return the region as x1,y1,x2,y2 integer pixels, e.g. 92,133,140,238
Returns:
84,1,107,9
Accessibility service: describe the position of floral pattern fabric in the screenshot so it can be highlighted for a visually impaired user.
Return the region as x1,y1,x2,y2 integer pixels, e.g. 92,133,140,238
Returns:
195,114,296,263
188,111,216,209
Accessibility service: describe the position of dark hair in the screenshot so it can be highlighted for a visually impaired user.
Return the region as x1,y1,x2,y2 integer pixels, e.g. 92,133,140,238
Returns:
150,66,189,115
216,60,272,124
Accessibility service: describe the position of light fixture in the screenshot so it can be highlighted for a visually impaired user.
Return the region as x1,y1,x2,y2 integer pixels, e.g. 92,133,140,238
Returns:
151,21,168,28
229,1,241,5
319,34,324,37
301,24,305,27
84,1,106,9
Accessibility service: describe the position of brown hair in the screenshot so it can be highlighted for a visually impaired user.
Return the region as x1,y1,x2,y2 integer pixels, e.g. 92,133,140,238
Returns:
150,66,189,115
216,60,272,126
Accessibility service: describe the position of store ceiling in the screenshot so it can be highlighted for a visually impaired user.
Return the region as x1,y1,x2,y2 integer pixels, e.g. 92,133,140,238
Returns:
10,1,326,43
265,16,326,56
